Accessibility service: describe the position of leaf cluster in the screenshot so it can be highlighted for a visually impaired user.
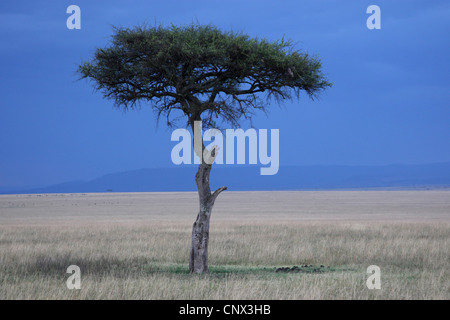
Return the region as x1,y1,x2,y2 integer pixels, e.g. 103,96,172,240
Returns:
78,24,331,129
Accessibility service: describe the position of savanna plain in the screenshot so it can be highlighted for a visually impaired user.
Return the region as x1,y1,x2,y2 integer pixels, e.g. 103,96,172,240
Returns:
0,190,448,299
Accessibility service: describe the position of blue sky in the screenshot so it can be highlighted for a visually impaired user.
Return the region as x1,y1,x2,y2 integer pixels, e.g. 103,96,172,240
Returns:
0,0,449,188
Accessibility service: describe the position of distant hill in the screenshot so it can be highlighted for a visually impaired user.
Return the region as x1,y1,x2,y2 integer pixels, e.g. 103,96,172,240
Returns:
2,162,450,194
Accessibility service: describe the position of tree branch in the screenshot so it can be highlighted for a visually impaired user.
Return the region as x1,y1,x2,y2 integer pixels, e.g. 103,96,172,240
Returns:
209,186,227,205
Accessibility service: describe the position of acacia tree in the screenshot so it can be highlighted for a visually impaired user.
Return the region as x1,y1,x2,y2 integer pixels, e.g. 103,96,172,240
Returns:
78,24,331,274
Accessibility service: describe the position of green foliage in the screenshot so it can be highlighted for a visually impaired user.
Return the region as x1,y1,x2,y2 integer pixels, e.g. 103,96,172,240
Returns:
78,24,331,128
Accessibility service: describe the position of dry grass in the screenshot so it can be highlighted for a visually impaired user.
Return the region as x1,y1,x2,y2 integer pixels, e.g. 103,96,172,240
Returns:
0,191,449,299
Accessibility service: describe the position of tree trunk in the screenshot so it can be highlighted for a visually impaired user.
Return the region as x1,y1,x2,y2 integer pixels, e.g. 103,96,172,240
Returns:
189,162,226,274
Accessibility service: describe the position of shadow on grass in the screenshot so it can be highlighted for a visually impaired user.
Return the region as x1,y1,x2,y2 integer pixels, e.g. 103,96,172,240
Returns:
6,253,348,280
142,263,346,278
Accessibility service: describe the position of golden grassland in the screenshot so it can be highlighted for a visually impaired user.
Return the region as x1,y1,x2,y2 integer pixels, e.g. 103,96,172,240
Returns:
0,191,449,299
